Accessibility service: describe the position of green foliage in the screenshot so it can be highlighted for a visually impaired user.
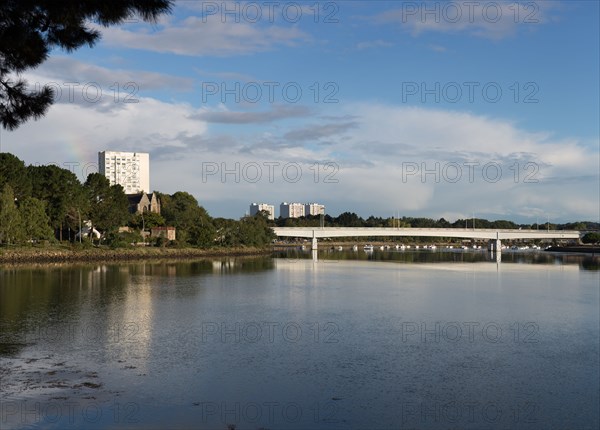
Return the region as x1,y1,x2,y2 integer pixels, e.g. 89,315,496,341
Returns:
72,238,94,250
237,215,276,246
84,173,129,231
160,191,214,246
1,1,173,130
103,230,143,249
0,184,24,244
129,211,165,230
214,214,275,247
0,153,32,199
188,223,216,247
18,197,53,242
2,152,598,247
336,212,363,227
28,164,87,233
582,232,600,244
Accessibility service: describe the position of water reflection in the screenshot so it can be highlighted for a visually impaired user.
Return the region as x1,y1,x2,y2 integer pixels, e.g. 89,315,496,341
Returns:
274,247,600,270
0,257,274,358
1,255,598,429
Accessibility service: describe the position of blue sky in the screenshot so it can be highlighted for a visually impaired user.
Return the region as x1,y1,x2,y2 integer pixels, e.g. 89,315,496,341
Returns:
1,1,598,222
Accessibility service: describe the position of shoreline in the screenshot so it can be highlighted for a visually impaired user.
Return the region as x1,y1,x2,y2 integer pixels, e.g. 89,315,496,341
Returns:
0,245,272,265
544,245,600,254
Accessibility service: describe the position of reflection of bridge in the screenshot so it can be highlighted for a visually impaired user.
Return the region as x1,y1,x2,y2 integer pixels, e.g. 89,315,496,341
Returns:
272,227,581,251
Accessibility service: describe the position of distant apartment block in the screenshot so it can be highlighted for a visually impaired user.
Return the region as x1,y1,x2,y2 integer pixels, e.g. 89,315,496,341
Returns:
249,203,275,220
280,202,306,219
99,151,150,194
305,203,325,216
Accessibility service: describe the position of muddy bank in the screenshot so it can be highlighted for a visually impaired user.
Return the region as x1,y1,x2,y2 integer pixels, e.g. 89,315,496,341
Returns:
0,246,271,265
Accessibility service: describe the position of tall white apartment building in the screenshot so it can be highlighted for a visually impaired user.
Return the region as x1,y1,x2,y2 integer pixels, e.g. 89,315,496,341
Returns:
99,151,150,194
305,203,325,216
249,203,275,220
280,202,305,219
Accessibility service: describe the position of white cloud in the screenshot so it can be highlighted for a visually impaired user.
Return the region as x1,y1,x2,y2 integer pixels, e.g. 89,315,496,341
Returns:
95,14,310,56
0,96,208,187
191,105,311,124
374,2,558,40
2,97,597,222
34,56,194,92
187,103,598,221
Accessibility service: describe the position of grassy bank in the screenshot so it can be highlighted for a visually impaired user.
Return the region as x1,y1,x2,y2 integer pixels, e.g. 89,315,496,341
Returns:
0,244,271,264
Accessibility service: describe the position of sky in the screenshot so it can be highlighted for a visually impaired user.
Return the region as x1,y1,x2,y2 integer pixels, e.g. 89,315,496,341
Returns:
1,0,599,222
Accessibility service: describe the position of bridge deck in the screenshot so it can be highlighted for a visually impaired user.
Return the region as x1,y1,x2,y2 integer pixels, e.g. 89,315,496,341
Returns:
272,227,581,240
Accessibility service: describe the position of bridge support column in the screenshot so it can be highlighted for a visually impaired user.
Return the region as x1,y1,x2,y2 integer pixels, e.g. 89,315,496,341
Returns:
312,231,318,250
488,239,501,252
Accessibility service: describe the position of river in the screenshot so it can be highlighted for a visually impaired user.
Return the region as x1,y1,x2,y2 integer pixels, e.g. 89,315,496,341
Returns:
1,250,598,429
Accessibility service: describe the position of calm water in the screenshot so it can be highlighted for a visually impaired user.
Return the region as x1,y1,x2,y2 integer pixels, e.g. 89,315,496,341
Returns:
1,251,598,429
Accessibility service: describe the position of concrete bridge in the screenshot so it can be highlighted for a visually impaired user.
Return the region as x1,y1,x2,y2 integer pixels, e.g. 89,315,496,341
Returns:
272,227,581,251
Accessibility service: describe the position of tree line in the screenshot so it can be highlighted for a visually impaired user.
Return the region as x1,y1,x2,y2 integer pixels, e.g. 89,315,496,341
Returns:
1,153,598,248
274,211,598,232
273,213,599,244
0,153,274,248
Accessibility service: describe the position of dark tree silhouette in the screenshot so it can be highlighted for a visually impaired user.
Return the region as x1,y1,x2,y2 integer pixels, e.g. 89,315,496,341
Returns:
0,0,172,130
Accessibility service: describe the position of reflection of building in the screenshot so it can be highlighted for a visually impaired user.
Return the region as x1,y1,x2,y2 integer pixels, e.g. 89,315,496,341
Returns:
280,202,305,218
249,203,275,220
305,203,325,216
127,192,161,214
99,151,150,194
151,227,176,241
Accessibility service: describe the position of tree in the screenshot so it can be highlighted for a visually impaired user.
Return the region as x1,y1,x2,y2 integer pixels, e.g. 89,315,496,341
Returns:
436,218,451,228
84,173,129,232
28,164,87,239
0,153,32,199
236,214,275,247
0,184,24,244
1,0,173,130
582,232,600,244
18,196,52,242
335,212,364,227
160,191,214,245
129,211,165,230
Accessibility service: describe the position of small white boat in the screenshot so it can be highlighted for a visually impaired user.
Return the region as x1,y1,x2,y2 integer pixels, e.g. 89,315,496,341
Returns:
337,246,343,251
379,246,385,250
363,244,374,251
352,245,358,251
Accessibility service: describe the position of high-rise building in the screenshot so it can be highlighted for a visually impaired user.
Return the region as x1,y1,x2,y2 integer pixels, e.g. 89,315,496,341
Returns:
280,202,305,218
99,151,150,194
249,203,275,220
305,203,325,216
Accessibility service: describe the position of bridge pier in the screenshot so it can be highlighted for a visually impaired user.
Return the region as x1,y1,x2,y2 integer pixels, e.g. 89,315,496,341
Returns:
312,231,318,250
488,238,502,252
